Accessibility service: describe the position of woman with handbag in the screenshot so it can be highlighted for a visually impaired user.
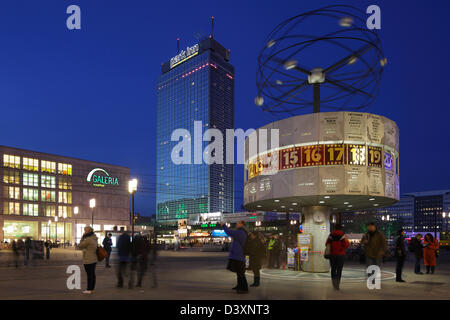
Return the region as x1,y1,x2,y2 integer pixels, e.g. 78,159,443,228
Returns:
325,224,349,291
423,233,439,274
78,226,99,294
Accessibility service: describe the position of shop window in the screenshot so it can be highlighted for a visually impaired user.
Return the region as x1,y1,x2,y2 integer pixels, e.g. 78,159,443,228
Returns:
3,154,20,169
41,190,56,202
23,173,38,187
41,175,56,188
58,192,72,204
4,186,20,200
23,157,39,171
23,188,38,201
3,202,20,215
58,163,72,175
58,177,72,190
43,205,56,217
3,169,20,184
41,160,56,174
23,204,39,216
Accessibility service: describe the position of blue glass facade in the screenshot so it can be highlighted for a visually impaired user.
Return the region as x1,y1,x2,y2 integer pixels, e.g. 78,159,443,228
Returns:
156,38,234,222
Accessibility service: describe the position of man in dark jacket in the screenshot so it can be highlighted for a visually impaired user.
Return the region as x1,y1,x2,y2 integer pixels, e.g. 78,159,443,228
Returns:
394,229,407,282
272,235,282,269
116,231,131,288
247,232,266,287
410,234,424,274
361,223,387,268
221,221,248,294
102,233,113,268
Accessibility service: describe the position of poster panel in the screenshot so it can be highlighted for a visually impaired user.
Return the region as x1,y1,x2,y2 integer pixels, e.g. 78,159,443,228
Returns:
319,112,344,141
383,117,397,149
300,247,309,262
292,167,319,197
385,171,396,199
319,166,345,195
367,167,384,196
345,165,367,195
344,112,367,141
367,113,384,144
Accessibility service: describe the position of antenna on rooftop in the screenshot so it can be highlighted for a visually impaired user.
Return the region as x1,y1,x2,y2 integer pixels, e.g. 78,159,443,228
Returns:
177,37,180,53
211,16,215,39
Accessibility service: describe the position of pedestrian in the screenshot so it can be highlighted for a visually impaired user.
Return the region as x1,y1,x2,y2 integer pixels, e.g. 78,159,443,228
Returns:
116,229,131,288
77,226,98,294
11,240,20,268
102,233,113,268
44,240,51,260
361,223,387,270
221,221,249,294
247,232,266,287
24,237,31,266
423,233,439,274
325,224,349,290
409,234,424,274
133,235,150,288
267,236,275,268
394,229,407,282
272,235,282,269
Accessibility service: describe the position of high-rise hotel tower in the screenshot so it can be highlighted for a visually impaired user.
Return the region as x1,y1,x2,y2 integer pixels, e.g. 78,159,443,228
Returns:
156,38,234,222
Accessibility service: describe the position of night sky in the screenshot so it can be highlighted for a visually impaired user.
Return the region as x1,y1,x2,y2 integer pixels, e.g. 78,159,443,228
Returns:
1,0,449,216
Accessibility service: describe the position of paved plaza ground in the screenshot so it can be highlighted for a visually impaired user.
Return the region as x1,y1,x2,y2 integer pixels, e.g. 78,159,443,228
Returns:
0,249,449,300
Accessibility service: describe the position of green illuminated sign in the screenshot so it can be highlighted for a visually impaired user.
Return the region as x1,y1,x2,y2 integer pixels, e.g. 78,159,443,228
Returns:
87,168,119,187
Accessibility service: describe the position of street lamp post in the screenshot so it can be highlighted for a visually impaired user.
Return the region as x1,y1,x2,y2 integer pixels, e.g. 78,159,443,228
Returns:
128,179,138,240
54,216,58,247
63,212,67,248
47,220,51,242
74,206,79,245
89,199,96,226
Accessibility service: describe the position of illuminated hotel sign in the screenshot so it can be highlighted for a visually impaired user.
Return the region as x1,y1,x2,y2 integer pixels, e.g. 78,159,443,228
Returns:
170,44,199,68
87,168,119,187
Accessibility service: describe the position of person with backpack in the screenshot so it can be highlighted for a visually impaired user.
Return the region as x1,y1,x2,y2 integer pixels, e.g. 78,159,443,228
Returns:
77,226,99,294
409,234,424,274
221,221,249,294
247,232,266,287
423,233,439,274
325,224,349,290
394,229,407,282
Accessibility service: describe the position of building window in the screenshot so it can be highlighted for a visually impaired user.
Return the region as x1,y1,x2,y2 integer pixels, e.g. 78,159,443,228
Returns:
58,163,72,175
4,186,20,200
3,169,20,184
58,205,70,218
58,177,72,190
23,157,39,171
41,160,56,174
41,190,56,202
23,203,39,216
43,205,56,217
23,173,39,187
3,154,20,169
58,192,72,204
3,202,20,215
23,188,39,201
41,175,56,189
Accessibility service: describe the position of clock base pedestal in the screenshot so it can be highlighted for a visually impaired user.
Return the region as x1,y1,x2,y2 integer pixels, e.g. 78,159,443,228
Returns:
300,206,331,273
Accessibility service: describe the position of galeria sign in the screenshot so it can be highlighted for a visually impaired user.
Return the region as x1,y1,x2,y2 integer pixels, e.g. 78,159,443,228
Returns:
87,168,119,187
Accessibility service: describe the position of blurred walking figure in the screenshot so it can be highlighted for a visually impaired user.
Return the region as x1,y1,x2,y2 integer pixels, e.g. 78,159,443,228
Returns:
267,235,281,269
131,235,150,288
361,223,387,271
24,237,31,266
409,234,424,274
325,224,349,290
247,232,266,287
11,240,20,268
78,226,98,294
102,233,113,268
394,229,407,282
423,233,439,274
222,221,249,294
116,229,131,288
44,240,51,260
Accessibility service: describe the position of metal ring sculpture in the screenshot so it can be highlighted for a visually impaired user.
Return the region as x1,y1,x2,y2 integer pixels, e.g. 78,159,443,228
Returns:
255,5,386,115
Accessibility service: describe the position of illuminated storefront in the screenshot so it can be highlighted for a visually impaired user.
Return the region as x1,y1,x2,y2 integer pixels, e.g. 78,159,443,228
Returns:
0,145,130,244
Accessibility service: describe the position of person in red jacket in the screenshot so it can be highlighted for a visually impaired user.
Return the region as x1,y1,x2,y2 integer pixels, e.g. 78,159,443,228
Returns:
423,233,439,274
325,224,350,290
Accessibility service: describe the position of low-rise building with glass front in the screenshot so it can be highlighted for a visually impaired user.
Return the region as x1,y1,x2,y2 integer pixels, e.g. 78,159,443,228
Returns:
1,145,130,245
